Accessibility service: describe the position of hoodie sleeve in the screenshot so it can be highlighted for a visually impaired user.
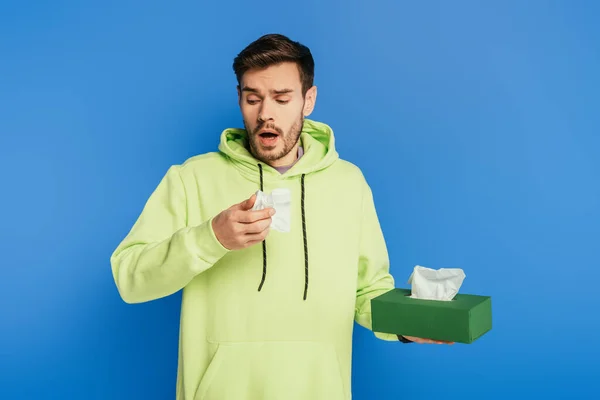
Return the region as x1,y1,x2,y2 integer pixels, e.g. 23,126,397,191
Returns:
354,178,400,341
110,165,230,304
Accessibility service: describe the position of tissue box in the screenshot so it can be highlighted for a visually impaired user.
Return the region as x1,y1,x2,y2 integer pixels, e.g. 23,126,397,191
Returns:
371,288,492,344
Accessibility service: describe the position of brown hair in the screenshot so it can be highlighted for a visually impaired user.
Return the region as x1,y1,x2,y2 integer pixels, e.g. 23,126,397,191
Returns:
233,34,315,96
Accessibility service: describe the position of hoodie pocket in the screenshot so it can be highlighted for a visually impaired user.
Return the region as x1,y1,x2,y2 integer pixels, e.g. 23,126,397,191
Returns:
194,341,347,400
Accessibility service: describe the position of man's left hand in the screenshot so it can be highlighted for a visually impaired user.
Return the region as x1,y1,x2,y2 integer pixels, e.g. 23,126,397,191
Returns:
402,335,454,345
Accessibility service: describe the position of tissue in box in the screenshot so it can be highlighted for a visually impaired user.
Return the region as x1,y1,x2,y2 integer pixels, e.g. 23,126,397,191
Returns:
370,288,492,344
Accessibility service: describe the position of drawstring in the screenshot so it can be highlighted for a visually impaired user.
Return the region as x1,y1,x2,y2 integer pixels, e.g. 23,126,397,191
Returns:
257,164,267,292
256,164,309,300
301,173,308,300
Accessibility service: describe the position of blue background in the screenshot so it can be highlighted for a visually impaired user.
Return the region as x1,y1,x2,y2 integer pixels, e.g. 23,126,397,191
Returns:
1,1,599,399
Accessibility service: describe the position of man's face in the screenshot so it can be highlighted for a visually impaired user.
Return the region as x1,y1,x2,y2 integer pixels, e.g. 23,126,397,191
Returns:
238,62,316,167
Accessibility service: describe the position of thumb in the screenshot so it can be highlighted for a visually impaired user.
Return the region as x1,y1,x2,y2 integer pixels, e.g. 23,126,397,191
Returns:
236,193,257,211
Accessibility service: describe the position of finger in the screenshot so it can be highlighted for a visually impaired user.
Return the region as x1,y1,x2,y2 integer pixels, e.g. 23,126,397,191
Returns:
245,227,270,244
229,194,256,211
235,208,275,224
237,193,257,211
243,218,272,234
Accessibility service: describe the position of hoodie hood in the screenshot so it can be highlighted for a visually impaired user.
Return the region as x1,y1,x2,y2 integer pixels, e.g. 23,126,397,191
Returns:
218,118,339,181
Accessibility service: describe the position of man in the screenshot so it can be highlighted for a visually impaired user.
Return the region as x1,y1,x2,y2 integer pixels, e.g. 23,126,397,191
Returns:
111,33,449,400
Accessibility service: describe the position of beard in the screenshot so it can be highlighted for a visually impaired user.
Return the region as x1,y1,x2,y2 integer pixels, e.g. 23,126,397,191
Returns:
245,113,304,165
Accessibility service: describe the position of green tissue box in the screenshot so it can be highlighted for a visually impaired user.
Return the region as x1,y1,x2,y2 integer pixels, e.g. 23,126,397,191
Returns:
371,288,492,344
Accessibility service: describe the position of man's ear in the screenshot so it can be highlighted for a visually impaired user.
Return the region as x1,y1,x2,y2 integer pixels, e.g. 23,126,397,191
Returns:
303,85,318,117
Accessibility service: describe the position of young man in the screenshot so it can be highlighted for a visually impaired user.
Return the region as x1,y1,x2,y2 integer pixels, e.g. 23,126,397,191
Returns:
111,33,448,400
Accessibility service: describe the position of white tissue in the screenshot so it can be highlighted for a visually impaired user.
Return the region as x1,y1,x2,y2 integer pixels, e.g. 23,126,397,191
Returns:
407,265,466,301
251,188,291,233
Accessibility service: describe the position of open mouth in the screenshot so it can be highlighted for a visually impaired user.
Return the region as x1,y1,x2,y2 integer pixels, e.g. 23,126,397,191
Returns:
258,130,280,146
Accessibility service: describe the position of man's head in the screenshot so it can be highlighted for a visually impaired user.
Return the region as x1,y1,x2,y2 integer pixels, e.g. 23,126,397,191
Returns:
233,34,317,167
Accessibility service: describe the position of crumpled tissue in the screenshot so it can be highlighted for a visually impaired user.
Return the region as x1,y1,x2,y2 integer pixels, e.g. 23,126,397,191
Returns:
407,265,466,301
251,188,291,232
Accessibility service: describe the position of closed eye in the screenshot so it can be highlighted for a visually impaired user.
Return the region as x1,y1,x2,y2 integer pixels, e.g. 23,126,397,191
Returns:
245,98,289,105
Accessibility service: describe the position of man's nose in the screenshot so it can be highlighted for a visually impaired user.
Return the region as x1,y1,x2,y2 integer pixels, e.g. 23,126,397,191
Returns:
258,100,275,122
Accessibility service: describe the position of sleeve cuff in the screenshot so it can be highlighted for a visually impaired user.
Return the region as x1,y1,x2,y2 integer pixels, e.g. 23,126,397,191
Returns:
190,216,231,266
397,335,413,343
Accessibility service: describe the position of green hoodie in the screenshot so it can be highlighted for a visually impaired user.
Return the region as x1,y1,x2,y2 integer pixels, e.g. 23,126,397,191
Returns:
111,119,398,400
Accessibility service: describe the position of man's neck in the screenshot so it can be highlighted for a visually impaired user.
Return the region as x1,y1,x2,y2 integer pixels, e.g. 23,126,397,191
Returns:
268,141,300,168
272,145,304,175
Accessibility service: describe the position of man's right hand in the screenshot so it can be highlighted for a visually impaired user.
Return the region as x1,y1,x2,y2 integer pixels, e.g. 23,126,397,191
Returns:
212,193,275,250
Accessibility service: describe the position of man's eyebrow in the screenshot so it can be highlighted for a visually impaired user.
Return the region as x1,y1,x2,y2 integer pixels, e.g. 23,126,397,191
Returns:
241,86,259,93
241,86,294,95
272,88,294,95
